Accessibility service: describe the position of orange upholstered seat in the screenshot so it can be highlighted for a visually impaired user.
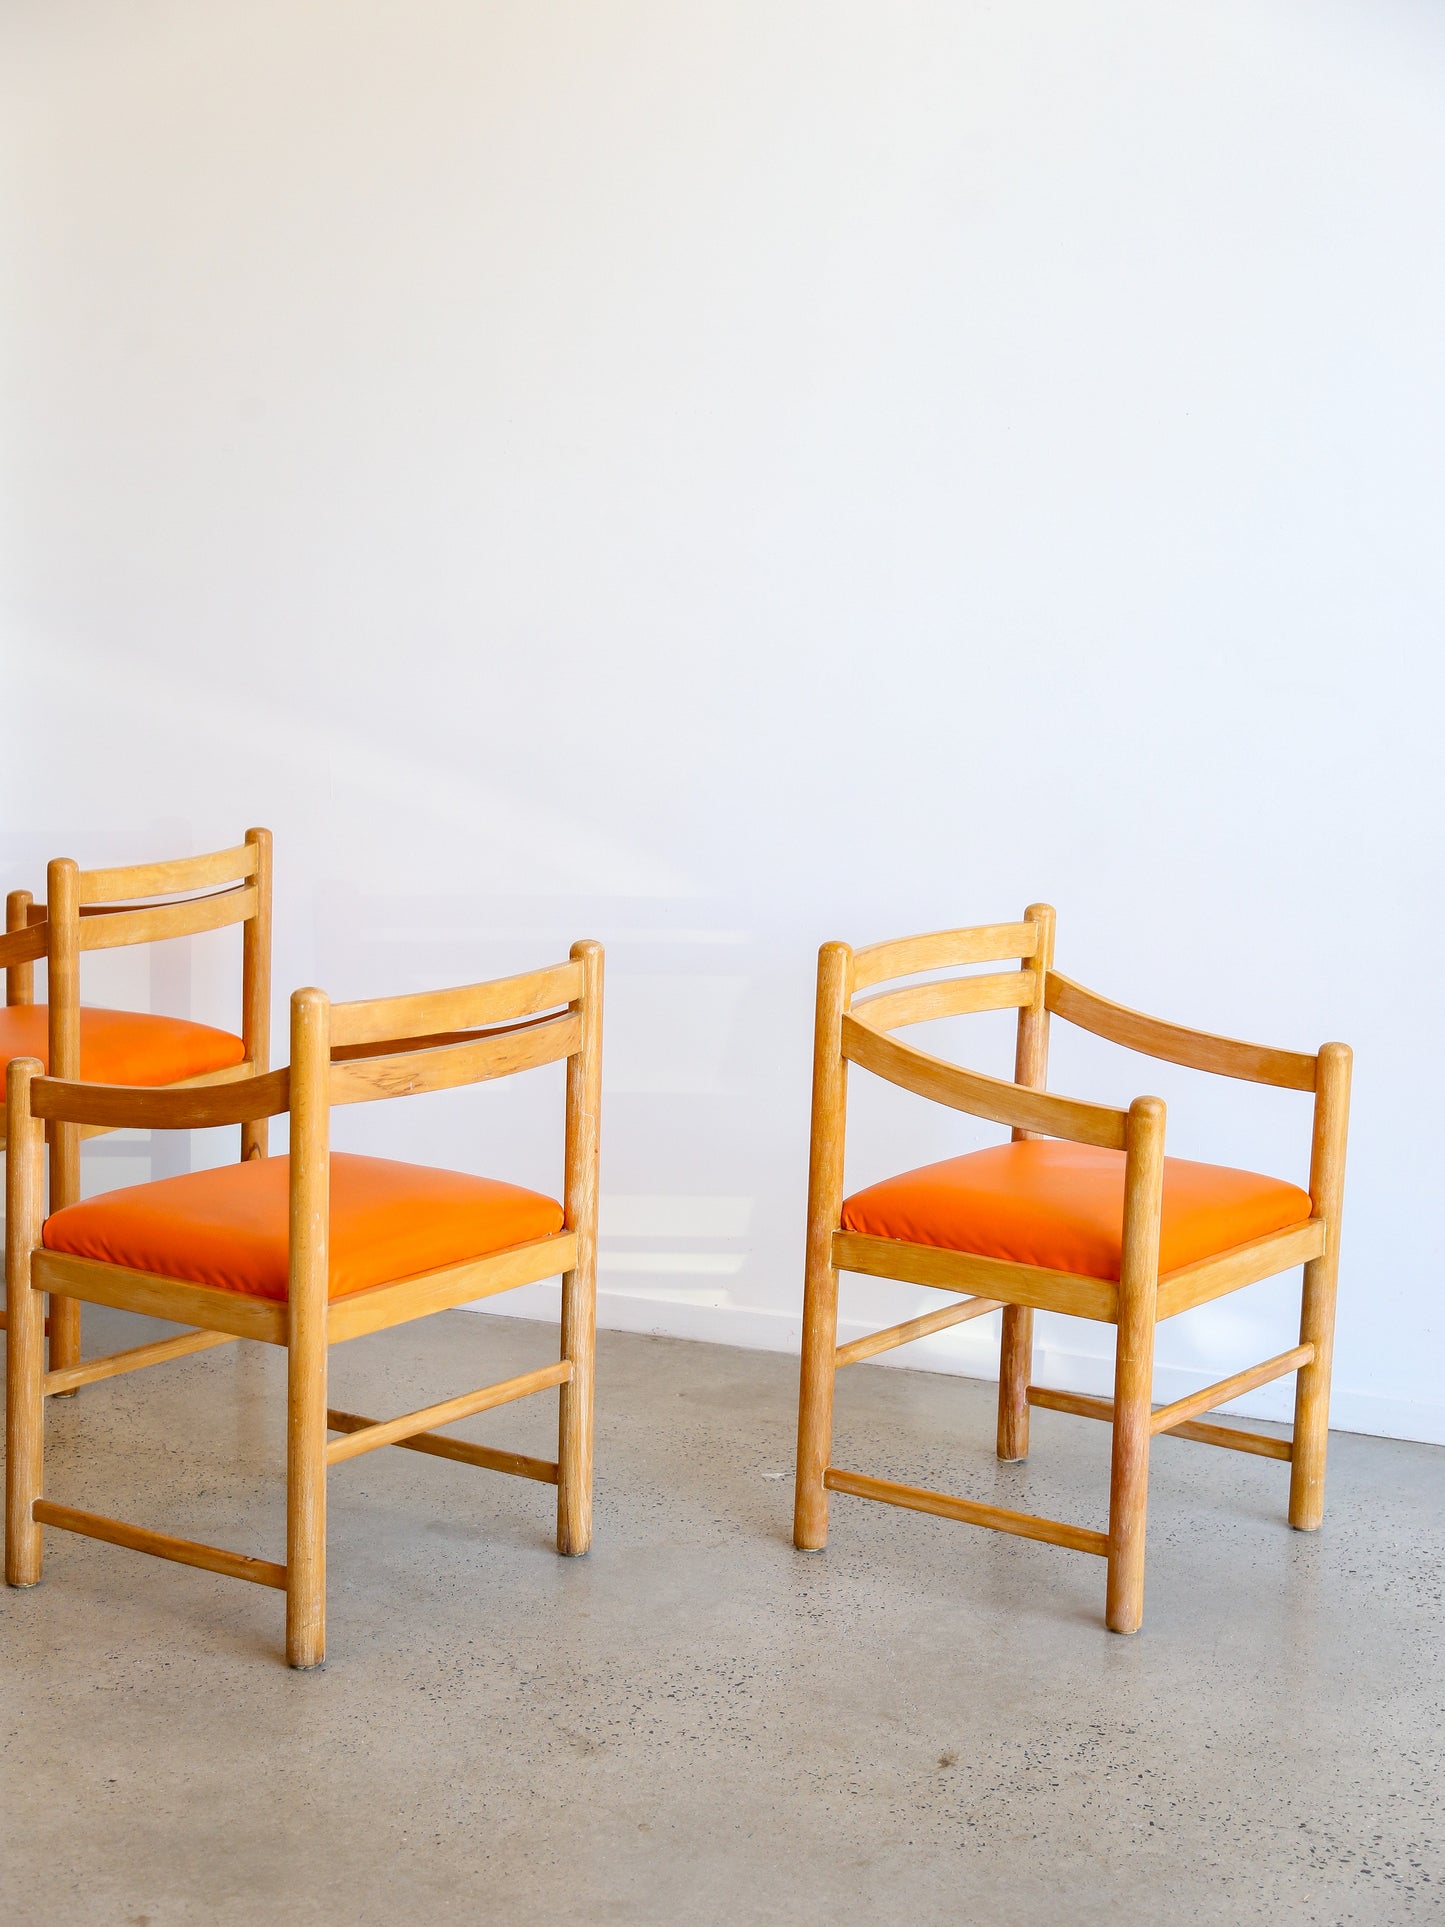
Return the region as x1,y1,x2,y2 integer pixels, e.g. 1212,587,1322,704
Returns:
841,1140,1313,1282
44,1153,565,1302
0,1004,245,1086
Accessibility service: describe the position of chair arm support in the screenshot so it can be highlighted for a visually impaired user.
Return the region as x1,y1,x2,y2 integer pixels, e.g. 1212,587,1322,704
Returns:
28,1066,290,1131
1045,974,1318,1092
840,1011,1128,1149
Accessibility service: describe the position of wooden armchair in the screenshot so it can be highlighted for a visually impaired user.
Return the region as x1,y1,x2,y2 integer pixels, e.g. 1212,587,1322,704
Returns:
0,832,273,1374
6,943,601,1667
793,906,1351,1633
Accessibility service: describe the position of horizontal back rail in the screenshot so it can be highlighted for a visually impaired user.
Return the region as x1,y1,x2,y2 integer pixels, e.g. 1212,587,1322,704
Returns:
851,922,1039,992
29,1066,290,1130
76,842,260,907
1046,973,1317,1092
841,1011,1128,1148
329,1011,582,1106
330,960,584,1050
851,970,1033,1030
329,1014,554,1063
77,883,258,951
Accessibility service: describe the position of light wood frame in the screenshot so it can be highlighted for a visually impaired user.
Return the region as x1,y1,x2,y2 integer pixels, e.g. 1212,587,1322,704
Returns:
0,831,273,1379
793,906,1351,1634
5,942,603,1668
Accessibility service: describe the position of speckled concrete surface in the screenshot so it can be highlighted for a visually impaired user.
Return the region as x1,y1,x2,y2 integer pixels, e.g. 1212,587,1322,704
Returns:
1,1307,1440,1925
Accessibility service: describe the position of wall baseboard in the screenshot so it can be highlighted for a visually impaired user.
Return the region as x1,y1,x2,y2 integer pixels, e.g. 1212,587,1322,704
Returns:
469,1282,1445,1449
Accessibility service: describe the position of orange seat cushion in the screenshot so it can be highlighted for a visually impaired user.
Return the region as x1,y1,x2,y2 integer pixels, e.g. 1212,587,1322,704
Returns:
0,1004,245,1085
43,1153,565,1302
840,1140,1313,1281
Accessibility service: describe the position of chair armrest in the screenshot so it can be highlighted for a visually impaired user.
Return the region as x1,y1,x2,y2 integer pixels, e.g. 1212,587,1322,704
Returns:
28,1066,290,1132
841,1010,1129,1149
1045,974,1318,1092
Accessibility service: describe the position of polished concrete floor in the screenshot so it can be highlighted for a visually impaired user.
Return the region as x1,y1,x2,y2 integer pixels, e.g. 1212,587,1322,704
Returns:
2,1307,1440,1925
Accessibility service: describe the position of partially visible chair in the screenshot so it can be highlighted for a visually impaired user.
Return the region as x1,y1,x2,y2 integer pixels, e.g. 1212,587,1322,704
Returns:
6,943,603,1668
0,831,272,1374
793,905,1351,1633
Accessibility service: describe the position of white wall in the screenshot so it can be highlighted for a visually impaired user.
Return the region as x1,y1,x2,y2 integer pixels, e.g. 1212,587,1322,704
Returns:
3,1,1442,1441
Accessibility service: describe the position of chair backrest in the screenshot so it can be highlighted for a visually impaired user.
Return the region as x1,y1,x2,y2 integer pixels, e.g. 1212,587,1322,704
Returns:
819,904,1133,1152
827,900,1325,1162
285,943,605,1317
42,829,273,1085
849,906,1054,1073
847,903,1058,1125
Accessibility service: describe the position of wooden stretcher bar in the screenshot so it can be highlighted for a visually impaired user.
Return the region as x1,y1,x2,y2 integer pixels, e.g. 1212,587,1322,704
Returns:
833,1294,1002,1368
1026,1385,1294,1462
43,1328,237,1397
31,1500,286,1589
824,1467,1107,1556
325,1360,573,1466
325,1410,559,1485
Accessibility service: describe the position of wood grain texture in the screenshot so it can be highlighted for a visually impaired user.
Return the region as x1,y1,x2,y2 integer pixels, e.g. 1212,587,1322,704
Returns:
832,1230,1117,1323
557,940,603,1557
825,1468,1107,1556
44,858,83,1374
329,961,584,1049
3,894,43,1003
1150,1344,1312,1435
850,971,1033,1031
285,987,330,1668
43,1328,237,1397
1026,1386,1293,1462
1155,1219,1325,1319
851,923,1038,991
30,1066,289,1131
327,1234,577,1344
326,1411,559,1485
5,1061,46,1585
241,827,272,1161
33,1502,285,1589
328,1011,580,1107
833,1294,1002,1369
75,841,260,906
76,883,257,951
1290,1041,1353,1530
326,1361,572,1466
1046,973,1318,1092
32,1251,287,1344
327,1234,578,1344
1000,902,1056,1458
793,941,853,1551
1105,1095,1166,1634
841,1011,1128,1149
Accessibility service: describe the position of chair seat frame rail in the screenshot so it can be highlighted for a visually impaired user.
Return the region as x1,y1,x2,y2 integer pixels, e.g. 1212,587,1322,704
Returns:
5,942,603,1668
792,905,1351,1634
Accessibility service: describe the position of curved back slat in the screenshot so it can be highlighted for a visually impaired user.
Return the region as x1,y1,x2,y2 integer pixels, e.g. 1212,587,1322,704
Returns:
76,842,260,907
329,1012,582,1107
330,960,585,1050
851,921,1039,992
851,970,1034,1030
78,883,258,951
